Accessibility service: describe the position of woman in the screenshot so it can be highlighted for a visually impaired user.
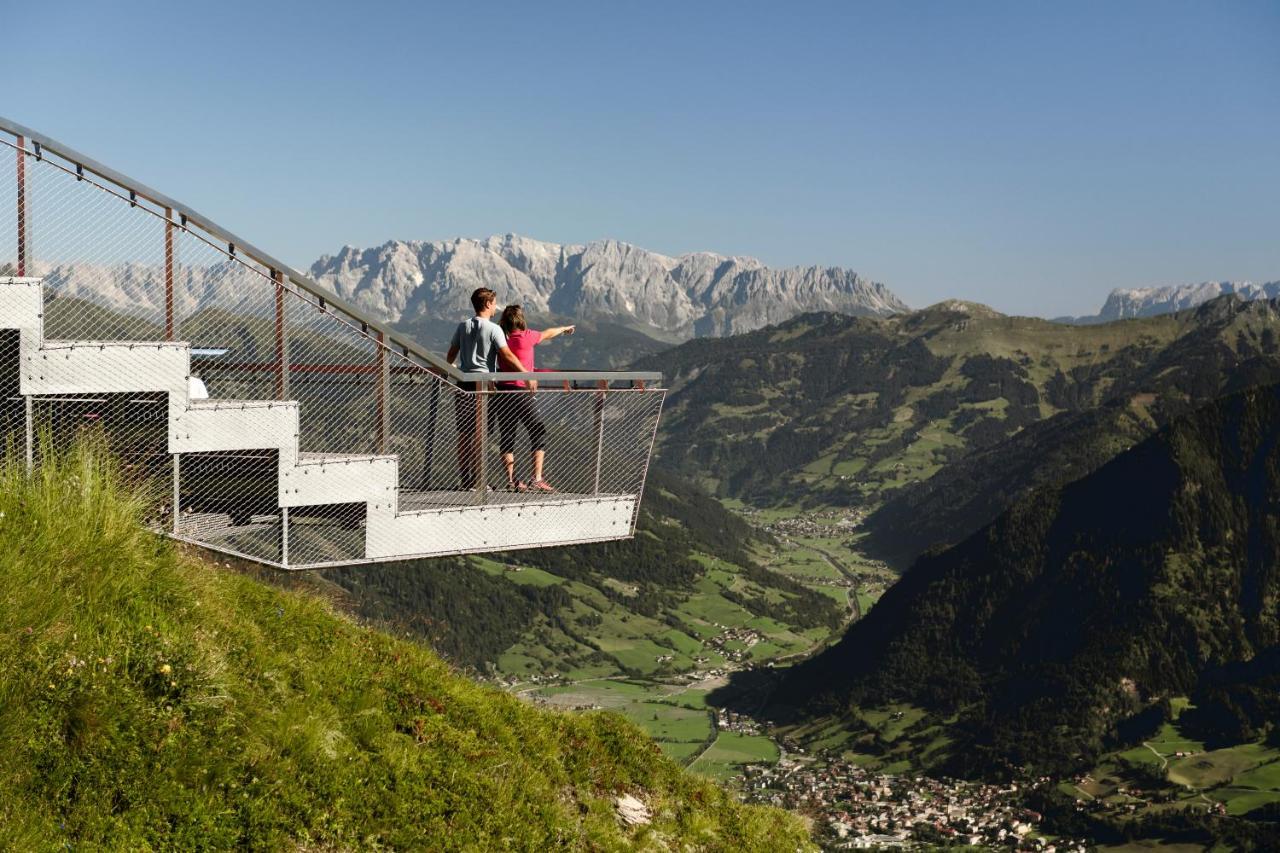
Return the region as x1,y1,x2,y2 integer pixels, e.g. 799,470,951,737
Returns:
496,305,575,492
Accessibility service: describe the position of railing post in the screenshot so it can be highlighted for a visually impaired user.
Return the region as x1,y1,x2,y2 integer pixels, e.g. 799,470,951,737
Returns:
16,136,26,277
272,270,289,398
476,383,488,504
422,377,440,489
164,207,175,340
593,380,607,494
376,331,389,453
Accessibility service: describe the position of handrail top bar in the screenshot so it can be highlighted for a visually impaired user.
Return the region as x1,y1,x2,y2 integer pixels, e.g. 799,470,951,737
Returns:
458,370,662,383
0,115,662,387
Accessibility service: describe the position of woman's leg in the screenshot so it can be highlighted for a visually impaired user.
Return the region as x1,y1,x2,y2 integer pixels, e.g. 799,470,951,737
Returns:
524,396,549,486
495,393,521,487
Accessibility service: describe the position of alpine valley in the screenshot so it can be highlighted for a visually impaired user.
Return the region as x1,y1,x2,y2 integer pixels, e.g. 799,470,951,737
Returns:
283,260,1280,848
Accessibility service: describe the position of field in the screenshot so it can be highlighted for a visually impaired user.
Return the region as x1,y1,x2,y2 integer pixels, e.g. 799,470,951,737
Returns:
1074,700,1280,820
475,550,828,683
688,733,781,781
532,680,720,765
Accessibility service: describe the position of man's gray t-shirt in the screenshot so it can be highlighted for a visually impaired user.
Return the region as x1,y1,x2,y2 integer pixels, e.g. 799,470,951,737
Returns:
451,316,507,373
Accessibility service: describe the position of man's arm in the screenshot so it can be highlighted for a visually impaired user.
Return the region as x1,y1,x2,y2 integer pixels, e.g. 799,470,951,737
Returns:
445,323,461,365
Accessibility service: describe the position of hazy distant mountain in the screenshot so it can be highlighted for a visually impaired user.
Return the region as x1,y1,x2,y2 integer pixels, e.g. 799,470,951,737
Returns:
308,234,908,340
1060,280,1280,324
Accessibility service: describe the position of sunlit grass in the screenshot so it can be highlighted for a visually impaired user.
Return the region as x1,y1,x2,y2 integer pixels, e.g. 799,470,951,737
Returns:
0,441,811,850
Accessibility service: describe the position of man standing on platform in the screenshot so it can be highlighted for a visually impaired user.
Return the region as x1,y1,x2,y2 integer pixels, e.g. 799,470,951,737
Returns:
445,287,527,489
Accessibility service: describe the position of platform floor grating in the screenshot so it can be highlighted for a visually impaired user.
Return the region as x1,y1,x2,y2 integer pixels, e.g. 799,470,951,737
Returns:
397,488,626,511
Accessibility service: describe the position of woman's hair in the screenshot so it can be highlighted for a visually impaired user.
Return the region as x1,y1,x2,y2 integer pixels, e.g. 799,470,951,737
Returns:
500,304,527,334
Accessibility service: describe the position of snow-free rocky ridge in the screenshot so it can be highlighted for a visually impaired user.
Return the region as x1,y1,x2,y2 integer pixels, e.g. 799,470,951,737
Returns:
308,234,908,340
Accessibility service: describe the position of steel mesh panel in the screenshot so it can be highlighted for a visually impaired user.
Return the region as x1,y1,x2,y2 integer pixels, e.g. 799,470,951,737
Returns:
0,147,15,274
286,294,382,455
177,450,282,563
0,330,23,449
28,157,169,341
287,502,367,565
27,393,173,525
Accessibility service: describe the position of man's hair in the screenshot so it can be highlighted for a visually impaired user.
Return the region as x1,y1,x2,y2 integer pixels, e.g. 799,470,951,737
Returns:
470,287,496,314
499,304,527,334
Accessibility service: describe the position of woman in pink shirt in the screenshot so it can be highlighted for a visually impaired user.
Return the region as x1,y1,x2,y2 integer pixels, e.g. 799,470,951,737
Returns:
497,305,575,491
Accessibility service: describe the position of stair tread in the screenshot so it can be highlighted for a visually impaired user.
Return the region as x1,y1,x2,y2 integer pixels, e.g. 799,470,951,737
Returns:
42,339,188,348
298,451,396,464
189,398,298,409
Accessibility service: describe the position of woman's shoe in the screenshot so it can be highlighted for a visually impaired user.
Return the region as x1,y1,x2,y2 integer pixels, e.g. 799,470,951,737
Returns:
528,478,556,493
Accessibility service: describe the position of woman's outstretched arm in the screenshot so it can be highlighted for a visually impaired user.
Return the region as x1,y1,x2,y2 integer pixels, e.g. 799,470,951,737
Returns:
538,325,576,342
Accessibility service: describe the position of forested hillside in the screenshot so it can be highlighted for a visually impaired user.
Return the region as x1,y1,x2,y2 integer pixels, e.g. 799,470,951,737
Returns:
638,297,1280,565
322,468,841,676
864,296,1280,564
763,383,1280,778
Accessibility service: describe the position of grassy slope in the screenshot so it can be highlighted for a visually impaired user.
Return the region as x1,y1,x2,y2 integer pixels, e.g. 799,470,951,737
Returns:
0,445,810,850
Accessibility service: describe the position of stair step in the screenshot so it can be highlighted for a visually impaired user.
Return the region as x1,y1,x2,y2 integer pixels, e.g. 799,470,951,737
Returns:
43,339,188,349
189,398,297,410
298,451,397,465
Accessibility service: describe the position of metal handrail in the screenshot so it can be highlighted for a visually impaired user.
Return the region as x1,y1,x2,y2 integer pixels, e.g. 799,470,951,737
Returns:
0,115,662,387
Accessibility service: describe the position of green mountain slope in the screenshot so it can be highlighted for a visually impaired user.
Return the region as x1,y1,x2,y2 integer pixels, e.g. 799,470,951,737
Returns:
638,297,1280,564
762,383,1280,778
320,468,842,681
0,444,809,850
864,296,1280,564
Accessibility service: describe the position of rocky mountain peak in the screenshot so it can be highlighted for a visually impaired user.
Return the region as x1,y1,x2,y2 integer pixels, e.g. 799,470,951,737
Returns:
308,235,908,340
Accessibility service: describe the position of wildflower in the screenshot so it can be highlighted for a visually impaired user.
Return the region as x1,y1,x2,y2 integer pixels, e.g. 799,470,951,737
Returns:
159,664,172,675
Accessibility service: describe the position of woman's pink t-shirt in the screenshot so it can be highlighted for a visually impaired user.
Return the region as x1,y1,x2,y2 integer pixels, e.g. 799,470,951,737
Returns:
499,329,542,387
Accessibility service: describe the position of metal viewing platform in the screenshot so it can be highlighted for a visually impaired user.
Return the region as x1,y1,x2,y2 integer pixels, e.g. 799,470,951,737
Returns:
0,117,664,569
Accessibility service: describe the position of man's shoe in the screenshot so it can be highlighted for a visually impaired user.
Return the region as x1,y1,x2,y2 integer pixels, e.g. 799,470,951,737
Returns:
528,478,556,493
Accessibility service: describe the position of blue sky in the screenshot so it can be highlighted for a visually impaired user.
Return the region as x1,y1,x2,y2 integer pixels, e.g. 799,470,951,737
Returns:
6,0,1279,317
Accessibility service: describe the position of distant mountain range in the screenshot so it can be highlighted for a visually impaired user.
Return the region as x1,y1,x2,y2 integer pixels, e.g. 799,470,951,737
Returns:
1062,280,1280,324
307,235,908,341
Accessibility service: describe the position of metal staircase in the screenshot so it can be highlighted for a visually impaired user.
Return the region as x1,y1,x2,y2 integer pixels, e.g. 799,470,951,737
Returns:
0,118,664,569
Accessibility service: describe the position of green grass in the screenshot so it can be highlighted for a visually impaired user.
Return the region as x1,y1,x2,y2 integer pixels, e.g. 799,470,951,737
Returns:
0,443,811,850
688,733,780,780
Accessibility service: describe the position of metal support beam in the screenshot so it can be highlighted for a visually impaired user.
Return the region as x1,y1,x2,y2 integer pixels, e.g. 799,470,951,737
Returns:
16,136,26,276
164,207,175,340
376,331,390,453
593,380,607,494
272,270,289,398
476,384,488,504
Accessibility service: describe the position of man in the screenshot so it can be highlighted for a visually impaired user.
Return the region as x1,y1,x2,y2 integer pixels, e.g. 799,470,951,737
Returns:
445,287,527,489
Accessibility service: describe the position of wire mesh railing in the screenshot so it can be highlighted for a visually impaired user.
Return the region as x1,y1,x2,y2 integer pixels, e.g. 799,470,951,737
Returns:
0,118,665,569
